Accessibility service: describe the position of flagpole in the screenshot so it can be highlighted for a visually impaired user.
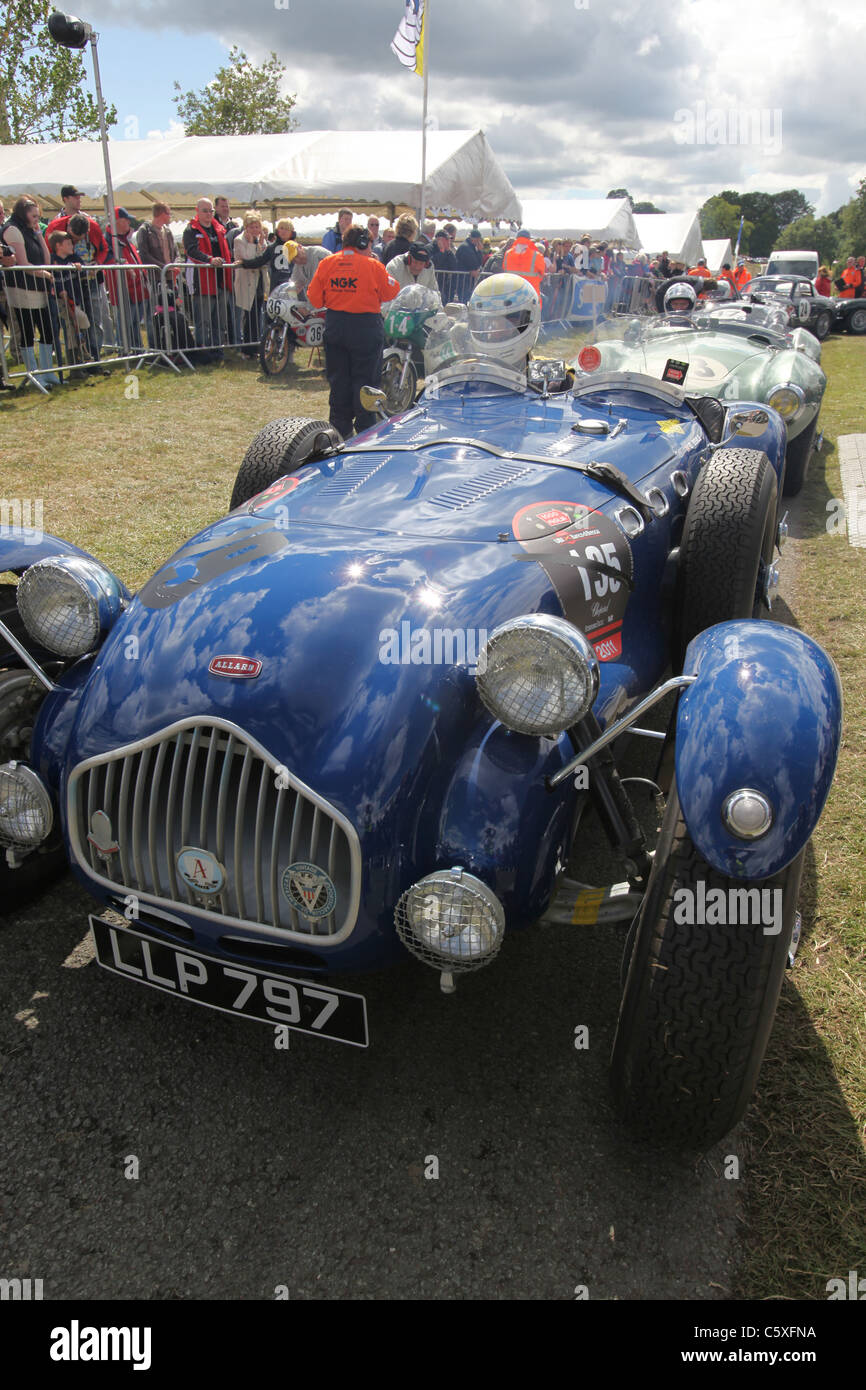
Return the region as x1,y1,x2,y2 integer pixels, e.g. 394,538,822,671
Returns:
419,0,429,228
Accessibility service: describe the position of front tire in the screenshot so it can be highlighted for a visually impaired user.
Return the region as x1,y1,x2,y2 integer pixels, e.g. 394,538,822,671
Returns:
230,416,342,510
610,781,804,1149
381,353,417,414
846,306,866,335
782,416,818,498
673,448,777,669
259,323,293,376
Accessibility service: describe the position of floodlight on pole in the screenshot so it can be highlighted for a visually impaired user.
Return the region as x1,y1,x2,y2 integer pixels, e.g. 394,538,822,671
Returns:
47,12,125,345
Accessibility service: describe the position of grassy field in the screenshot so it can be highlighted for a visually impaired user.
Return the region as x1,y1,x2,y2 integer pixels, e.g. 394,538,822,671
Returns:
1,333,864,1299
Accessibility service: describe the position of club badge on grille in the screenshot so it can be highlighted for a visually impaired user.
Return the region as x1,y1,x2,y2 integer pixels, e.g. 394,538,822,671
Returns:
87,809,119,860
281,862,336,920
176,847,226,895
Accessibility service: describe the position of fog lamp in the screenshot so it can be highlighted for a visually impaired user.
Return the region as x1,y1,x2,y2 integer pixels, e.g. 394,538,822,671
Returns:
0,762,54,848
395,868,505,974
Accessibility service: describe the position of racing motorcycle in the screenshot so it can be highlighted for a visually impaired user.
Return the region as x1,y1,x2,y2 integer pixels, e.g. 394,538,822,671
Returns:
381,284,444,414
259,283,327,376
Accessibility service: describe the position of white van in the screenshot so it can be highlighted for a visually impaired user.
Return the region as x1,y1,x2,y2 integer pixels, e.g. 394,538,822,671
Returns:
766,249,820,280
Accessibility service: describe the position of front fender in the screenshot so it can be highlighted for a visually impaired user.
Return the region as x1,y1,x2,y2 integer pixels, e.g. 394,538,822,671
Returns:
0,531,106,575
675,621,841,879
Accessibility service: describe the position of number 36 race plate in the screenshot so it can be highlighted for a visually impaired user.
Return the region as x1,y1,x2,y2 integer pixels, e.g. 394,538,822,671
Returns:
90,918,368,1047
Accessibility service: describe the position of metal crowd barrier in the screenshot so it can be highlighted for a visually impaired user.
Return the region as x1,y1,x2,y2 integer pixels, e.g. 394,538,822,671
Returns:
0,255,271,391
0,261,180,392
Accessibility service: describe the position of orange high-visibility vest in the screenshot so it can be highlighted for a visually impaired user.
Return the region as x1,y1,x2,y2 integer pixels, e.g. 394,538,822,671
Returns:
734,267,751,289
502,238,546,297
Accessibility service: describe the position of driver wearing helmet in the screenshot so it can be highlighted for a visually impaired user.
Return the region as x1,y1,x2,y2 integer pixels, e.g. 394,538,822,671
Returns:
466,272,541,371
663,281,697,319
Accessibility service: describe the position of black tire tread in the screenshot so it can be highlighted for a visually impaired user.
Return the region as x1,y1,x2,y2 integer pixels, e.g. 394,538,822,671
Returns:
230,417,340,510
674,448,777,667
782,416,817,497
610,785,800,1148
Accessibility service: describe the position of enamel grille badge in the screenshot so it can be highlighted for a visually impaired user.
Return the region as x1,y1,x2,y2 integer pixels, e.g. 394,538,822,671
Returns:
208,655,262,679
282,862,337,921
176,848,226,895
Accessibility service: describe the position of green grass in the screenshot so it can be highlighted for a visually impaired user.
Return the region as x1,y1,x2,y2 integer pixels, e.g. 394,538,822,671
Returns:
2,335,864,1299
1,352,331,590
734,333,866,1299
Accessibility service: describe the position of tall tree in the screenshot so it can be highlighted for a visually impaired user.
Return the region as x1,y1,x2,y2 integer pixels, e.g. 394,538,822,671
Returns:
775,214,839,264
700,195,752,246
606,188,633,208
173,46,298,136
632,200,665,214
838,178,866,261
772,189,814,233
0,0,115,143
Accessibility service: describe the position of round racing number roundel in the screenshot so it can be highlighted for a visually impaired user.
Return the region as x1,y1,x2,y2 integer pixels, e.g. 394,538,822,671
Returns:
281,862,337,921
512,500,634,662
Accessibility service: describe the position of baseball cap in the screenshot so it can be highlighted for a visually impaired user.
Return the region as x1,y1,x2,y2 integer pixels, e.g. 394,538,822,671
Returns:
61,185,83,199
114,206,132,221
409,244,431,263
468,228,483,241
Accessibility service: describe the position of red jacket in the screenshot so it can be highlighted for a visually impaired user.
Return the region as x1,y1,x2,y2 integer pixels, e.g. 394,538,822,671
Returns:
44,213,109,263
98,228,149,304
185,218,234,295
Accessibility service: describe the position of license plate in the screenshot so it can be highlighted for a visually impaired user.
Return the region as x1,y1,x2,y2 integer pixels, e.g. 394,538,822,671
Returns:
90,917,368,1047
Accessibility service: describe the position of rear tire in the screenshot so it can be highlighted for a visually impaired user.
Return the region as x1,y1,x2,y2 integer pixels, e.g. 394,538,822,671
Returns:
610,781,804,1149
381,353,417,414
259,323,292,376
673,448,777,669
782,417,817,498
847,307,866,335
230,416,342,510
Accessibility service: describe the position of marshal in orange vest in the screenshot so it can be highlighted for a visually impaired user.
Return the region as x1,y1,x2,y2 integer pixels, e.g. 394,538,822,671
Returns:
502,233,547,298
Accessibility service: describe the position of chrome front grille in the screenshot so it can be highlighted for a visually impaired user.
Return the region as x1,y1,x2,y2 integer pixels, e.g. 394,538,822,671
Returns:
68,718,361,943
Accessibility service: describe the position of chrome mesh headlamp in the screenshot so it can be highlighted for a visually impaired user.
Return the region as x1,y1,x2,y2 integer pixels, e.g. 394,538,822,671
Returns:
0,762,53,848
17,556,125,659
395,869,505,974
476,614,599,737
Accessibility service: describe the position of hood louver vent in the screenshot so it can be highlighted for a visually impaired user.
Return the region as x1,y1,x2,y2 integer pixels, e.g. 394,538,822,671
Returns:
427,462,533,511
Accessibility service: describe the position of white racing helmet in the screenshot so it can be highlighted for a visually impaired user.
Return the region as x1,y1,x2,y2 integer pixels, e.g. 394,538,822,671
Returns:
663,281,697,315
467,273,541,368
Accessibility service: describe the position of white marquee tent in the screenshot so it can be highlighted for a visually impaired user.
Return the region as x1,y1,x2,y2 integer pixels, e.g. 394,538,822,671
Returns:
701,238,734,273
0,130,522,222
633,212,703,267
517,198,639,246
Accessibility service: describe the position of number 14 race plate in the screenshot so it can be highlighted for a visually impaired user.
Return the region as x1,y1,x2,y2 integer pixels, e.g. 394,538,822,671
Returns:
90,918,368,1047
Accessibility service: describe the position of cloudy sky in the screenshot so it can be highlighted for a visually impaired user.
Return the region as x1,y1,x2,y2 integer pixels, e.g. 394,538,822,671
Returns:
80,0,863,216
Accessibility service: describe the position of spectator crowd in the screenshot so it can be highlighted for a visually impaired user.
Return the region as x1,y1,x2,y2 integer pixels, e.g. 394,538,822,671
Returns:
1,185,864,392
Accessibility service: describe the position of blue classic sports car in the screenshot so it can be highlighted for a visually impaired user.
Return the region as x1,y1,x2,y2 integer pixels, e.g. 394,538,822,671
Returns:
0,275,842,1148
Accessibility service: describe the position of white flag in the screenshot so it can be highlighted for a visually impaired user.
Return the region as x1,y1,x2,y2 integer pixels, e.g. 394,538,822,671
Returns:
391,0,425,74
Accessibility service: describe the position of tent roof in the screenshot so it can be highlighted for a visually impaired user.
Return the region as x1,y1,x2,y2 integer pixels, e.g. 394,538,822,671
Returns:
0,130,522,222
633,211,703,266
702,238,733,274
517,198,639,246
